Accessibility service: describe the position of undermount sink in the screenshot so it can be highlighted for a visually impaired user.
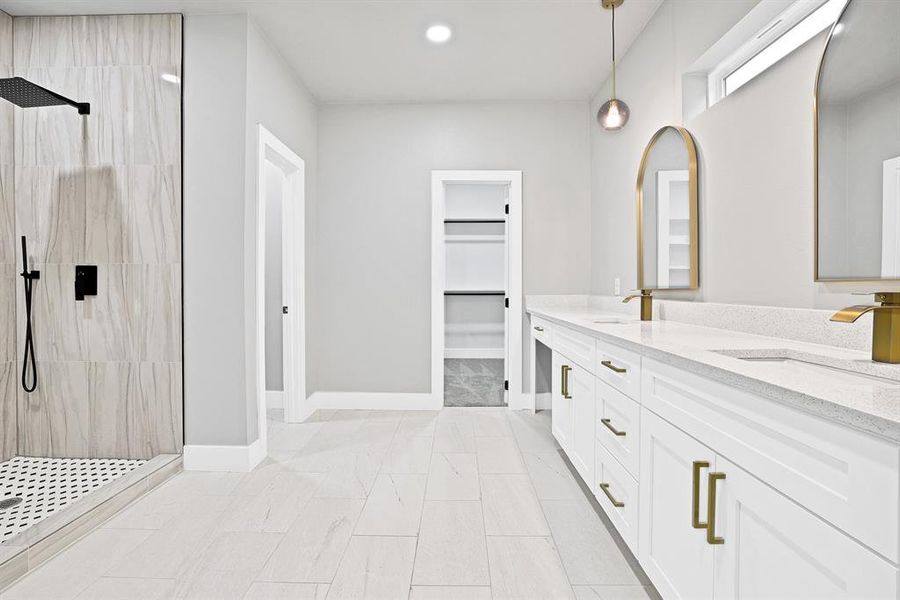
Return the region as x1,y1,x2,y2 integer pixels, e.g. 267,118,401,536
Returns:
592,317,634,325
715,350,900,388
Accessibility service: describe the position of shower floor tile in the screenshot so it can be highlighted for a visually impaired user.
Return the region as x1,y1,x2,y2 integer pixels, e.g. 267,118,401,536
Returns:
0,456,145,542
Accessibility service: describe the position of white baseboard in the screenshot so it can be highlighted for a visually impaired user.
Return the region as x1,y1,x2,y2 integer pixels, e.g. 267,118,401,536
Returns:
309,391,441,411
266,390,284,409
183,438,266,472
535,392,552,410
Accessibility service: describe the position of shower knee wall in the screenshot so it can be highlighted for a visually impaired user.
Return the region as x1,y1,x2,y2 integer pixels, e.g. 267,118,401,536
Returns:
0,12,184,460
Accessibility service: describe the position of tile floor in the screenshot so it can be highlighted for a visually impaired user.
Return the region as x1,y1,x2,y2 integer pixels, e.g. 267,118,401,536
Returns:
0,408,657,600
444,359,506,407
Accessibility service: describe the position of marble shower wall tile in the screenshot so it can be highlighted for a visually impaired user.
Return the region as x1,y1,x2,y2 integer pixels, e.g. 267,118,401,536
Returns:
15,166,87,264
88,361,182,458
0,164,13,263
12,14,182,460
1,361,15,461
84,166,130,264
1,264,15,362
133,66,181,166
131,165,180,264
1,9,14,461
17,360,90,457
0,66,12,167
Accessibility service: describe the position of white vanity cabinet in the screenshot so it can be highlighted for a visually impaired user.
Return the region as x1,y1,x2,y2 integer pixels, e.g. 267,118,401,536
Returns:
640,407,898,600
529,312,900,600
713,455,898,600
551,350,595,486
551,350,572,451
639,409,716,600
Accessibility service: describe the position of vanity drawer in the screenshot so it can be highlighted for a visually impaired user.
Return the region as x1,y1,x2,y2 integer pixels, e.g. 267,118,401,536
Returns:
594,441,639,553
595,338,641,400
553,325,596,372
531,315,552,346
642,357,900,563
596,380,640,477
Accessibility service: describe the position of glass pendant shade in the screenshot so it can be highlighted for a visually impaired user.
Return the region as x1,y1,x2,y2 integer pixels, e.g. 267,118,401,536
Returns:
597,98,630,131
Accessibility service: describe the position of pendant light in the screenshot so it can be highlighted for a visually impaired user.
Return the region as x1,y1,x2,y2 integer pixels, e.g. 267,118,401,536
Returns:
597,0,630,131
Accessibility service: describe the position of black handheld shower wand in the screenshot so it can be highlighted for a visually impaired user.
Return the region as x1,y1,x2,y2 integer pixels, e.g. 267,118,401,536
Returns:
20,236,39,393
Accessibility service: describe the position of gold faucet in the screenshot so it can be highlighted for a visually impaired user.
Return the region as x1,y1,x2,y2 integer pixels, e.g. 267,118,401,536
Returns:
623,290,653,321
831,292,900,363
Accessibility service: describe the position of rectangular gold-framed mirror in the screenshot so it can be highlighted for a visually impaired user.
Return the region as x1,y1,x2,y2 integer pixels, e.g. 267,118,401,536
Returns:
636,125,700,290
815,0,900,281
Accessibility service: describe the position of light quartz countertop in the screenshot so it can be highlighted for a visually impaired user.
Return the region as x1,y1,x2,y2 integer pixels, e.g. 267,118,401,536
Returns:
527,304,900,443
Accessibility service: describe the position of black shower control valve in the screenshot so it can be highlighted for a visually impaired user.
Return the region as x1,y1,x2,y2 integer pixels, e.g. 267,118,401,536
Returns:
75,265,98,301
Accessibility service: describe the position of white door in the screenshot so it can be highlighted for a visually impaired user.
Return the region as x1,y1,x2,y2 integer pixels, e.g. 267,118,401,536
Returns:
639,409,716,600
257,125,307,441
713,456,898,600
568,364,595,486
551,351,573,452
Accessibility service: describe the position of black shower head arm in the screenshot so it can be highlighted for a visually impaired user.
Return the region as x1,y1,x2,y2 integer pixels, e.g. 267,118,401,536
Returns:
0,77,90,115
38,81,90,115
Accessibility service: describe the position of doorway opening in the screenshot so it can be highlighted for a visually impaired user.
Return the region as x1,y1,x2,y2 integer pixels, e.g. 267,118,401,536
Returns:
431,171,523,409
255,125,307,459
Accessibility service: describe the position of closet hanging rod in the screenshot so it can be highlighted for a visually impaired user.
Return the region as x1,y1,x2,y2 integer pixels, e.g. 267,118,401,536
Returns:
443,218,505,224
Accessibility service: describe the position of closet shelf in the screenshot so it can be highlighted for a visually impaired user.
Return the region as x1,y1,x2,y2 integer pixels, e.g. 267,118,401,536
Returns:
444,218,506,224
444,290,505,296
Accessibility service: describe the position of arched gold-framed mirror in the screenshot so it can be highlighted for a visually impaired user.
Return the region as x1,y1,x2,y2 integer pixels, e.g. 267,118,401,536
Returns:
815,0,900,281
636,125,699,290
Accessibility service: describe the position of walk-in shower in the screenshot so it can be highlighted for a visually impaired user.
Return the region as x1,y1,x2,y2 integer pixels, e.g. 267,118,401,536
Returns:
0,12,184,590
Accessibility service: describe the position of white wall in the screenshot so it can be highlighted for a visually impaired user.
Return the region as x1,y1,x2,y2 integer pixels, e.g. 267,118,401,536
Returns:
316,102,591,394
185,14,317,447
184,14,249,447
589,0,900,310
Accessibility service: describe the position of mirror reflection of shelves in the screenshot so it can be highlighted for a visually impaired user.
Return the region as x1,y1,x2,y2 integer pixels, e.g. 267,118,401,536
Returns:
657,169,691,288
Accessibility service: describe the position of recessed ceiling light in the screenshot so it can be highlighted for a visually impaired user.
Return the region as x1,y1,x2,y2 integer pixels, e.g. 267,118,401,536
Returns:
426,24,452,44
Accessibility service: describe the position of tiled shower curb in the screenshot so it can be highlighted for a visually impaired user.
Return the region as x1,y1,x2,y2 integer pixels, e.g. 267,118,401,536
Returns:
0,454,182,591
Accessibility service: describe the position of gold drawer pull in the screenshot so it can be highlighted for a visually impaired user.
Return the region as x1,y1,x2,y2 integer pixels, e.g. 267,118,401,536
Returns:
601,360,627,374
534,326,544,332
598,483,625,507
707,472,726,545
561,365,572,399
601,418,626,437
691,461,709,529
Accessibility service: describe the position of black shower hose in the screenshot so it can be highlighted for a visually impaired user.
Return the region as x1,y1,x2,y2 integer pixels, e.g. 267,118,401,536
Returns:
21,237,37,393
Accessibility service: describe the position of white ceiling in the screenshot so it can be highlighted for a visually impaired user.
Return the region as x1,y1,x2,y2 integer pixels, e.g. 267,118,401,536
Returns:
0,0,663,104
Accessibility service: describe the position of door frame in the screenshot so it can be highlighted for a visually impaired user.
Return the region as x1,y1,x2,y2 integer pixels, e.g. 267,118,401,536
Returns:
430,170,525,410
254,124,308,457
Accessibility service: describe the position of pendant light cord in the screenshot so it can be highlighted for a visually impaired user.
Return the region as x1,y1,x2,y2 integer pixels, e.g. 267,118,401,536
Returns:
611,3,617,98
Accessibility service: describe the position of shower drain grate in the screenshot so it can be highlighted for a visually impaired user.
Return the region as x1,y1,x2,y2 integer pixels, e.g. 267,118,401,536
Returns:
0,456,145,541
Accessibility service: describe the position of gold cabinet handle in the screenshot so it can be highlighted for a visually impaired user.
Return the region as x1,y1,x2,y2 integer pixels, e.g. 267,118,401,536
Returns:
598,483,625,507
691,461,709,529
534,326,544,332
601,418,626,437
560,365,572,399
601,360,627,374
706,472,726,545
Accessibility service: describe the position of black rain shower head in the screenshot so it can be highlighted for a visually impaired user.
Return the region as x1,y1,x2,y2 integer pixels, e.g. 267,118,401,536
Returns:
0,77,90,115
